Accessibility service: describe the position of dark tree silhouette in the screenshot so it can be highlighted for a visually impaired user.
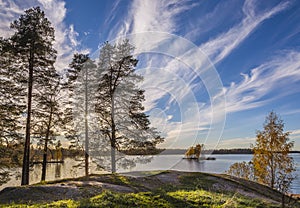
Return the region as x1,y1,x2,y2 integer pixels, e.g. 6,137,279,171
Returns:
31,74,63,181
0,38,24,147
10,7,57,185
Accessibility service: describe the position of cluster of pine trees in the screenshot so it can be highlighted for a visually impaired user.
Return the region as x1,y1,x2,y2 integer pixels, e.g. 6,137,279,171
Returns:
0,7,163,185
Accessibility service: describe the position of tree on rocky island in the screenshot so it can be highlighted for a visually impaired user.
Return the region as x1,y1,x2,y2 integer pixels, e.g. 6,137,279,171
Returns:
185,144,203,159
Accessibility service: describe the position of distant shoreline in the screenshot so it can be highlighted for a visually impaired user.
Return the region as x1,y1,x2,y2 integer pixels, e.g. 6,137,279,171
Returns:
159,148,300,155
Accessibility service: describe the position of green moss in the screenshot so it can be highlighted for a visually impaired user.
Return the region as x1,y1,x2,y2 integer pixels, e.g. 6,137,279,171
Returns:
167,190,280,208
0,200,79,208
2,190,282,208
34,176,89,186
178,172,216,190
86,191,171,207
1,171,294,208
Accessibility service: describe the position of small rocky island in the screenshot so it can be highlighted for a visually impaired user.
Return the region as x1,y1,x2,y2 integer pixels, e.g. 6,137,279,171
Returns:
184,144,216,160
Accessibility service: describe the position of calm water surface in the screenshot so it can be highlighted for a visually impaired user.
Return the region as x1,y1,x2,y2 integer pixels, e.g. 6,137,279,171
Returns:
119,154,300,193
1,154,300,194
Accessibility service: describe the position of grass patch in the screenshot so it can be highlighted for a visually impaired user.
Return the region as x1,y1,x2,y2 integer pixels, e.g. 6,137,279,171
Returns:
2,171,297,207
122,170,166,177
178,172,216,190
1,189,282,208
167,190,280,208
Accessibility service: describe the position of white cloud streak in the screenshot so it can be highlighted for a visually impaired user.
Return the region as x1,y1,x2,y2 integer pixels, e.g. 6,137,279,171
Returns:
292,129,300,134
108,0,197,40
1,0,297,149
208,137,256,149
200,0,290,64
215,128,300,150
107,0,226,148
37,0,80,71
0,0,23,38
225,50,300,113
0,0,80,71
109,0,298,149
68,24,79,47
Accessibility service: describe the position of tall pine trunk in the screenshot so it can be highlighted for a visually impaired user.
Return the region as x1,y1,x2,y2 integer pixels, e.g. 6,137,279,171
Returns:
84,69,89,177
41,138,48,181
111,125,116,173
111,94,116,173
11,7,57,186
111,147,116,173
41,105,53,181
21,46,34,186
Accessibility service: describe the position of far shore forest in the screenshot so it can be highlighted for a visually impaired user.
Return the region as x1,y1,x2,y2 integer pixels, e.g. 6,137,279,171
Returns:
0,6,297,206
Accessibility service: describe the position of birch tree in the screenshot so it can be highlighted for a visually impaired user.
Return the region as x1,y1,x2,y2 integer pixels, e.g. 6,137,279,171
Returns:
252,111,295,191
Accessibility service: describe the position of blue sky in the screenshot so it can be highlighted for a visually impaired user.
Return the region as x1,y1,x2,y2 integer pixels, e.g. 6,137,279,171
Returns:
1,0,300,150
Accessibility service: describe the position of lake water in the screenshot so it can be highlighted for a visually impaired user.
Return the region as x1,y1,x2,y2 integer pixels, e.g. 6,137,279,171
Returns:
1,154,300,194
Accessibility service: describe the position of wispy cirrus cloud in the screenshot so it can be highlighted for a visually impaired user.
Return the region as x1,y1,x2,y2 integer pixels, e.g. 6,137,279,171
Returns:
212,128,300,149
0,0,81,71
200,0,290,64
292,129,300,134
225,50,300,113
290,129,300,138
207,137,256,149
107,0,226,148
108,0,197,40
37,0,82,71
0,0,23,38
107,0,297,148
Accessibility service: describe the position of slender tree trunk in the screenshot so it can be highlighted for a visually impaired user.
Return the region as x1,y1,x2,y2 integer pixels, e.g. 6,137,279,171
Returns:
111,139,116,173
21,46,34,186
271,154,275,189
41,106,53,181
111,123,116,173
111,92,116,173
84,68,89,177
41,137,48,181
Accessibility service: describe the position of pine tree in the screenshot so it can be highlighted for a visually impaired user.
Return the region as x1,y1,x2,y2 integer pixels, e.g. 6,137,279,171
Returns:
95,40,163,173
0,38,25,185
252,111,295,191
31,73,62,181
0,38,25,147
10,7,57,185
64,53,97,177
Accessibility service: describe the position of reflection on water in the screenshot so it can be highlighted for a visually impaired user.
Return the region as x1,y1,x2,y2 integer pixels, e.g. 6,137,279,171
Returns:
119,154,300,194
0,157,106,191
55,164,61,178
0,155,153,190
1,154,300,194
